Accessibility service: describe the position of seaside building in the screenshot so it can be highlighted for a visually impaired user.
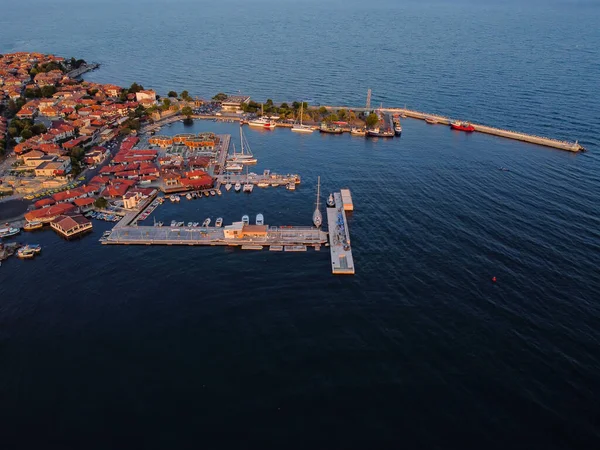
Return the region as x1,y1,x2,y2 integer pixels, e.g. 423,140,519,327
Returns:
221,95,250,112
51,213,93,238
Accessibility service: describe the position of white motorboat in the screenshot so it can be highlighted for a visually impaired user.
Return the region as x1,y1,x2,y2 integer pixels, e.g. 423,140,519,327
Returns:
202,218,211,227
216,189,222,196
192,222,199,227
243,183,254,193
256,213,264,226
210,190,215,196
234,182,242,192
248,116,276,130
313,176,323,228
170,220,177,227
0,227,20,238
286,182,296,191
242,215,250,225
257,181,270,188
215,217,223,227
187,222,193,227
225,183,232,191
186,193,192,200
326,193,335,207
226,162,243,172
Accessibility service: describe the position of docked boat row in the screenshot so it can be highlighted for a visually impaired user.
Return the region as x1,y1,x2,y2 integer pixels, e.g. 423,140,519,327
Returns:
138,199,161,221
239,214,265,226
86,211,120,222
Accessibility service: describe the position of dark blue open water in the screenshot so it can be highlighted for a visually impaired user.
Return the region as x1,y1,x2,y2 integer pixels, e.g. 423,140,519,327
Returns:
1,1,600,448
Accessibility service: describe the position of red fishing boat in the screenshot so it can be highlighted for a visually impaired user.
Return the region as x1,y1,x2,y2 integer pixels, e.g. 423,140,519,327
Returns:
450,121,475,132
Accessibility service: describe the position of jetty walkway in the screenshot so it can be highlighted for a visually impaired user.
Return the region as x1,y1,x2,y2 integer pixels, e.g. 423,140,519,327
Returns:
323,105,585,152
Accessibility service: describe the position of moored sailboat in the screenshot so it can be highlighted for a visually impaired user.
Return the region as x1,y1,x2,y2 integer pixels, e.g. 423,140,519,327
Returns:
313,176,322,228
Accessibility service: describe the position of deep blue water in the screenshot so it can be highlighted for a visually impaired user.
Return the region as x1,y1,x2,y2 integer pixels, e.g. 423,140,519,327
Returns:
2,1,600,448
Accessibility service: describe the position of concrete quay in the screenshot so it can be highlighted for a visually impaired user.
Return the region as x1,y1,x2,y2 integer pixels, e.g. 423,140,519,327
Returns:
102,224,327,248
67,63,100,78
326,192,355,275
323,105,585,152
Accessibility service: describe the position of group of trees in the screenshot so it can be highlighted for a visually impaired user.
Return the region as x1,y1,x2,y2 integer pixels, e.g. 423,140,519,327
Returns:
7,118,47,140
69,146,85,176
29,61,66,77
212,92,228,102
25,85,56,99
118,82,144,102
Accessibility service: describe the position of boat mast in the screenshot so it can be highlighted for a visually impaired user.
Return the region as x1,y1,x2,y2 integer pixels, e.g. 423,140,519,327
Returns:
300,102,303,126
316,176,320,210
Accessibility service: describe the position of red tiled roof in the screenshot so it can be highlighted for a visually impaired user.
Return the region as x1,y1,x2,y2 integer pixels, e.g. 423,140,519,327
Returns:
34,198,56,209
73,197,95,207
25,203,76,222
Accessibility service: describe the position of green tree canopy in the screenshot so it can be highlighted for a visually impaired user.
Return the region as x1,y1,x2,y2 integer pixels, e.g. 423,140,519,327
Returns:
41,85,56,98
20,129,33,139
94,197,108,208
366,113,379,128
129,82,144,94
212,92,227,101
168,91,177,98
181,90,190,101
181,106,193,117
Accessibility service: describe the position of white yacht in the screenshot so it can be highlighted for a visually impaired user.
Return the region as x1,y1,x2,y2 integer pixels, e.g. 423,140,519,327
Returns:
243,183,254,193
242,215,250,225
202,218,211,227
234,182,242,192
225,182,232,191
256,213,264,226
185,193,192,200
257,180,270,188
286,182,296,191
227,127,258,164
313,176,323,228
226,162,243,172
291,102,314,133
0,227,20,238
215,217,223,227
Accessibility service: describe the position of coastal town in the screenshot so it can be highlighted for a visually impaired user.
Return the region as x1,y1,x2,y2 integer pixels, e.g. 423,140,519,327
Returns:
0,52,355,273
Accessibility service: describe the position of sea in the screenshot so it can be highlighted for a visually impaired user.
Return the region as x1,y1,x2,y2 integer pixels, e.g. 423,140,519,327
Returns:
1,0,600,448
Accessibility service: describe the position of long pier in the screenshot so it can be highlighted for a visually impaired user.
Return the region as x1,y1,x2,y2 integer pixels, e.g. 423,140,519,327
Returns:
323,105,585,152
67,63,100,78
326,192,355,275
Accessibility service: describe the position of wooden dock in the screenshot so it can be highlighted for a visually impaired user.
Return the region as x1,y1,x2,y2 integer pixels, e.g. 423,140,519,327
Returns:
322,105,585,152
326,192,355,275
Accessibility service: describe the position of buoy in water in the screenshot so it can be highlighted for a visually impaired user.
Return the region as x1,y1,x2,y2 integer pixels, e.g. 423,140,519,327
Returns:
492,276,497,283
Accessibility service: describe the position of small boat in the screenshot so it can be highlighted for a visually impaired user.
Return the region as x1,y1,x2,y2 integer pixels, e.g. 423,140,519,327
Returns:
157,221,163,227
210,190,216,196
0,227,20,238
234,182,242,192
350,127,366,136
192,192,198,199
225,183,232,191
393,118,402,136
187,222,193,227
177,221,184,227
242,215,250,225
319,123,344,134
499,167,510,172
170,220,177,227
256,214,264,226
203,191,209,197
425,117,439,125
326,193,335,207
202,218,211,227
17,246,36,259
257,181,270,188
243,183,254,193
286,182,296,191
367,127,395,138
271,182,279,187
169,195,176,202
216,189,222,196
24,221,43,231
226,163,243,172
215,217,223,227
186,193,192,200
192,222,199,227
28,244,42,253
450,121,475,132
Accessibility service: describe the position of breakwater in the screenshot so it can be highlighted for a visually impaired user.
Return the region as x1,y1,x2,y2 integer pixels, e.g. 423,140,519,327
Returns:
67,63,100,78
323,106,585,152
